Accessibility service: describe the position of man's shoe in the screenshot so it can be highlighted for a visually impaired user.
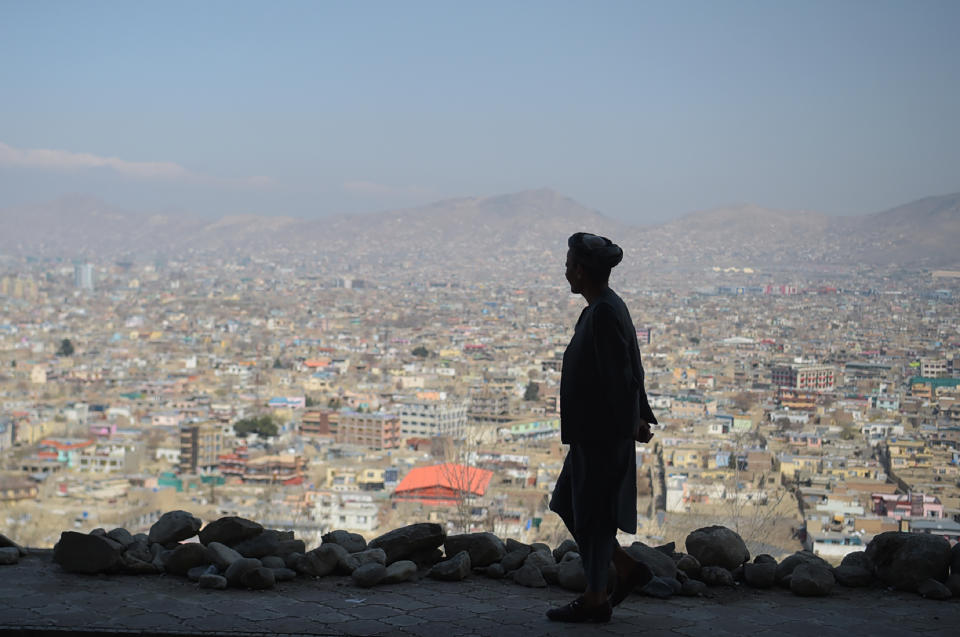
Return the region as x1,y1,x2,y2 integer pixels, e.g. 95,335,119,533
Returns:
609,559,653,607
545,597,612,623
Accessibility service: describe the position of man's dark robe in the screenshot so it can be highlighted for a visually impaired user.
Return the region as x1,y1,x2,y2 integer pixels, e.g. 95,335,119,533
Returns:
550,287,657,536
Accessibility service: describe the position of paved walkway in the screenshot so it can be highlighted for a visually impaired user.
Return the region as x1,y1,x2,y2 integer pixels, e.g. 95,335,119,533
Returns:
0,551,957,636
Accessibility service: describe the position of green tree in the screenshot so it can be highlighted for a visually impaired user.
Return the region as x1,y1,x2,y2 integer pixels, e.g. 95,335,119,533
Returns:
412,345,430,358
523,381,540,401
233,415,278,438
305,395,318,408
56,339,74,357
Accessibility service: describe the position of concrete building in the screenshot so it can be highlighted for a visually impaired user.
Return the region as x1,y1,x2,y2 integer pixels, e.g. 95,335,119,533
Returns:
398,397,468,440
771,364,836,392
178,422,222,474
336,411,400,450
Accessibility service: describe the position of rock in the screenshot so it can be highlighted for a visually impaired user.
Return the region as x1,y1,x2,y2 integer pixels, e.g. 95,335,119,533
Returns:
700,566,735,587
753,554,777,565
945,573,960,597
198,573,227,589
0,533,26,557
790,563,835,596
731,565,744,582
133,533,149,544
206,542,244,570
684,526,749,570
322,530,367,553
676,569,689,583
626,542,678,579
352,548,387,567
834,564,873,588
383,560,418,584
917,578,951,600
541,563,560,585
866,531,952,592
90,528,107,537
552,539,578,563
952,543,960,576
513,563,547,587
149,511,201,546
477,563,505,579
53,531,122,574
187,565,211,581
840,551,872,571
124,539,152,563
284,552,303,570
531,542,552,554
224,557,263,588
775,551,832,587
743,562,776,588
428,550,471,581
655,542,676,557
119,552,161,575
231,530,281,558
523,550,555,572
557,557,587,592
561,551,580,562
198,516,263,547
500,549,528,572
641,575,675,598
299,544,346,577
407,547,444,568
369,523,445,565
261,555,286,569
0,548,20,565
106,528,136,548
675,554,701,577
148,511,201,545
444,532,506,568
681,578,708,596
506,538,531,554
275,539,306,557
351,563,387,588
272,567,297,582
165,542,209,575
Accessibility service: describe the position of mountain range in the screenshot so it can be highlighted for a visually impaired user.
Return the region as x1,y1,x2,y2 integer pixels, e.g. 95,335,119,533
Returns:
1,189,958,271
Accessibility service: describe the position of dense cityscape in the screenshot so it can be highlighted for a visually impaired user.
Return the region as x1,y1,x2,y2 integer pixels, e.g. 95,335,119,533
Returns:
2,242,958,564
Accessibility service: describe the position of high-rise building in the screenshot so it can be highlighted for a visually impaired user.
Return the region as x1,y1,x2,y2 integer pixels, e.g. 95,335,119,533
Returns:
399,397,469,440
336,411,400,450
74,263,95,290
179,423,222,474
771,364,835,392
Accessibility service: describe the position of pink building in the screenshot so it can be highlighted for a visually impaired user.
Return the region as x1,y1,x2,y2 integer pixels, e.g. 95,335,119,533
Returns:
871,492,944,519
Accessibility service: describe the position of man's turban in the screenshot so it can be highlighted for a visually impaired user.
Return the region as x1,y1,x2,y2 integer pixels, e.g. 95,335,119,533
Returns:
568,232,623,270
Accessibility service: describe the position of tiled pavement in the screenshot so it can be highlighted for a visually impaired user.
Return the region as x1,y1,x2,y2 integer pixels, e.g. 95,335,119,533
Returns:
0,551,957,636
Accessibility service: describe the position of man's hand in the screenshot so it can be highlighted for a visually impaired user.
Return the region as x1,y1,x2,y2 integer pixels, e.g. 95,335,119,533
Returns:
634,419,654,443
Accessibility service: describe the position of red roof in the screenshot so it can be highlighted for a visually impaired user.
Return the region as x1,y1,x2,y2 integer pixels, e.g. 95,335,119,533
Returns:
39,438,95,451
394,463,493,497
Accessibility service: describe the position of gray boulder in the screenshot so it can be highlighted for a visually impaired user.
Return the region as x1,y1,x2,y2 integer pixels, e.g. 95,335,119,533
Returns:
187,565,212,581
675,554,701,577
164,542,208,575
641,576,675,599
124,539,153,563
261,555,286,569
542,563,560,585
198,573,227,589
790,563,835,596
352,548,387,567
299,544,348,577
626,542,677,578
530,542,552,554
743,562,776,588
952,543,960,575
240,566,276,590
557,556,587,592
407,547,444,568
0,547,19,565
477,563,506,579
523,550,555,573
149,511,201,545
275,539,306,557
383,560,418,584
198,516,263,546
428,550,471,581
917,578,951,600
351,563,387,588
53,531,122,574
775,550,832,587
945,573,960,597
866,531,951,592
552,539,578,563
561,551,580,562
681,578,708,596
369,522,445,565
840,551,872,571
444,532,506,568
224,557,263,588
500,549,528,572
231,530,281,558
106,528,135,548
206,542,244,570
753,554,777,565
834,564,873,588
0,533,26,557
322,530,367,553
700,566,735,587
685,526,749,570
272,567,297,582
513,563,547,587
506,538,531,554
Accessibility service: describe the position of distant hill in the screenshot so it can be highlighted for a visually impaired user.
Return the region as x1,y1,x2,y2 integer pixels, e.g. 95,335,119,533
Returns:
1,189,958,271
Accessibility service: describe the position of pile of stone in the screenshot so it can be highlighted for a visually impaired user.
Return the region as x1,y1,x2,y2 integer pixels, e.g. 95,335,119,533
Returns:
7,512,960,601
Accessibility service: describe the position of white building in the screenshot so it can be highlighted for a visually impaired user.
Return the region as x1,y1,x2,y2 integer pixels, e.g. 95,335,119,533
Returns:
398,397,469,440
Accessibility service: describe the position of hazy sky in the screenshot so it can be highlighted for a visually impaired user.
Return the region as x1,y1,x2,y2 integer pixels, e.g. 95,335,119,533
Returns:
1,0,958,223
